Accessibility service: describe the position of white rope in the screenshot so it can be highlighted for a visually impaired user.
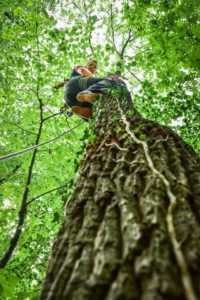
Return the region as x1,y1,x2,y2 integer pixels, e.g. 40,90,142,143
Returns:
0,122,84,162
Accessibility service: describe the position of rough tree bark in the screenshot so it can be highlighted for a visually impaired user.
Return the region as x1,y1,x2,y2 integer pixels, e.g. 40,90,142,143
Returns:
40,91,200,300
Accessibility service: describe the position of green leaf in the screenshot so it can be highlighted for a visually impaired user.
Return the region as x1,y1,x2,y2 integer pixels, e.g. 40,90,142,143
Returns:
52,212,60,223
139,134,147,140
115,127,122,134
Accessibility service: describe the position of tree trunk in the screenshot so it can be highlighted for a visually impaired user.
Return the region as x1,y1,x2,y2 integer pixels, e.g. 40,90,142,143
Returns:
40,92,200,300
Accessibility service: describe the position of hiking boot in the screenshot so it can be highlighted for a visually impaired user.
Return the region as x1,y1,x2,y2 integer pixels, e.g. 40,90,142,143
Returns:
76,91,101,103
71,106,93,119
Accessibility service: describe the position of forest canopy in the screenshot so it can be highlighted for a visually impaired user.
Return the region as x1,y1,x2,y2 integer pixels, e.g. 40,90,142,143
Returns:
0,0,199,298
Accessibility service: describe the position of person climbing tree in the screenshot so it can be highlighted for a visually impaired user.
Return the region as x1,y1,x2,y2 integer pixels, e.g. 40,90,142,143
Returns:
53,60,129,120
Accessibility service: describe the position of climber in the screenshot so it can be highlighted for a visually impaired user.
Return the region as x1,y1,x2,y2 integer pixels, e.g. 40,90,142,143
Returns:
53,60,99,119
53,60,127,120
64,60,102,119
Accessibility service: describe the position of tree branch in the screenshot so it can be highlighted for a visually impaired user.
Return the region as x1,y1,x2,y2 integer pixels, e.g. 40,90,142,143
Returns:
120,28,133,59
4,12,20,25
3,120,37,136
0,95,44,268
0,164,21,184
128,70,143,85
109,11,135,69
88,29,94,53
26,185,66,206
43,112,62,122
83,0,89,19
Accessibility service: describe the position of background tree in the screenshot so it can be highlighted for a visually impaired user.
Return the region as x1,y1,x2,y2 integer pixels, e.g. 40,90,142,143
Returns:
0,0,199,299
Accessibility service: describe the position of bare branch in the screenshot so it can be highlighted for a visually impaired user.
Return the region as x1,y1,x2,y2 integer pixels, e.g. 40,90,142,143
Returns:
27,185,66,206
88,30,94,53
120,28,133,59
128,70,144,85
64,113,72,129
109,11,135,65
43,112,62,122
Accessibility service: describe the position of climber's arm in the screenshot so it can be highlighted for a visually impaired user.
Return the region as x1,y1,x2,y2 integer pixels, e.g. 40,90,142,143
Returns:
52,79,69,89
53,82,64,89
52,65,92,89
76,67,93,77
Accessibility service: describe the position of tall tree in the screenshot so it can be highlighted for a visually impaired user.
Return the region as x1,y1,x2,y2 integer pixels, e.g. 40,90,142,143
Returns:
0,0,199,298
41,91,200,300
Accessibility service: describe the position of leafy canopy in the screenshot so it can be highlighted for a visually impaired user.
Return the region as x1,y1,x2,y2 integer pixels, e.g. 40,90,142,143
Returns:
0,0,199,298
